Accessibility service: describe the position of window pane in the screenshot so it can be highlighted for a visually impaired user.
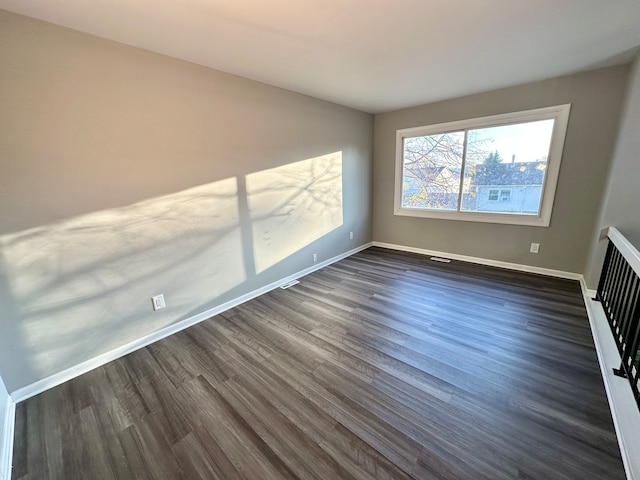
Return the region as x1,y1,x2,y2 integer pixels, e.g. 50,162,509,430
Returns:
460,119,554,214
401,131,464,210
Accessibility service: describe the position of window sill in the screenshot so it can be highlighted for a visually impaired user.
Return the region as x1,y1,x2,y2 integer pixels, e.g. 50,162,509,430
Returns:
394,207,550,227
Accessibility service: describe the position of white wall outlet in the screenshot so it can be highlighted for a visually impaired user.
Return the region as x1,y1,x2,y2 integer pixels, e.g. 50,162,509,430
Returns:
530,243,540,254
349,231,354,240
152,294,166,310
313,253,318,262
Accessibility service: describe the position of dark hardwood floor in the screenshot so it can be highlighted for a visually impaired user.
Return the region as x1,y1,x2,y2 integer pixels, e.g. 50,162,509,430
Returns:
12,247,625,479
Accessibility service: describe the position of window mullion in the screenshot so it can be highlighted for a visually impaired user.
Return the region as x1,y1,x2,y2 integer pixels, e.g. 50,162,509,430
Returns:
456,130,469,212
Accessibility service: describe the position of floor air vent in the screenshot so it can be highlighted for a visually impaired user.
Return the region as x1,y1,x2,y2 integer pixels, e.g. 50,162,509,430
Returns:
279,279,300,289
430,257,451,263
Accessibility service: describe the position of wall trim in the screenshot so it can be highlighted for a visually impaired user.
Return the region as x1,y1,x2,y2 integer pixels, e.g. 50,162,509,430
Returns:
580,278,640,480
372,241,582,280
11,242,373,403
0,395,15,480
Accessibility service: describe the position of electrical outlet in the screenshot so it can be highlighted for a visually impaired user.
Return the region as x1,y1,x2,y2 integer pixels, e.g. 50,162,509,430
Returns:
152,294,166,310
349,231,354,240
313,253,318,262
530,243,540,254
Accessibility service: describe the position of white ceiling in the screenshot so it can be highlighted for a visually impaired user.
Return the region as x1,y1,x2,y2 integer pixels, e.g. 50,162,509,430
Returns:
2,0,640,113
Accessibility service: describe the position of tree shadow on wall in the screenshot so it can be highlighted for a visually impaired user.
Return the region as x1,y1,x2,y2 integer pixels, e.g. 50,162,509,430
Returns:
0,151,344,388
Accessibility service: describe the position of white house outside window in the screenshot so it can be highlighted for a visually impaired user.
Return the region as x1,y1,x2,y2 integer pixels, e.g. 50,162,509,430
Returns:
394,104,571,227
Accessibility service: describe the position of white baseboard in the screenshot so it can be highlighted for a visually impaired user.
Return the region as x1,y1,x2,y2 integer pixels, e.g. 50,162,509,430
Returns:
11,242,373,403
0,395,15,480
580,278,639,480
372,241,581,280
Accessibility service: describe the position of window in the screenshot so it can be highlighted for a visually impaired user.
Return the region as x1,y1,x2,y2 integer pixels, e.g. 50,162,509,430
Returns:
394,104,571,226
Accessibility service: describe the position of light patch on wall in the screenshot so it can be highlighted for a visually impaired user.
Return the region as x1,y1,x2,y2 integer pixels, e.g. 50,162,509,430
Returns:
0,177,244,374
247,152,343,273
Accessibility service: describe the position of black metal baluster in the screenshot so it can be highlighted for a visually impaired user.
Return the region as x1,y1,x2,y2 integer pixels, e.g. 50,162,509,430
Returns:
596,240,614,302
606,249,623,323
597,233,640,410
615,264,634,344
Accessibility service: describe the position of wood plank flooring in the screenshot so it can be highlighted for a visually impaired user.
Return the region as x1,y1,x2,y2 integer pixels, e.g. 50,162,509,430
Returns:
12,247,625,479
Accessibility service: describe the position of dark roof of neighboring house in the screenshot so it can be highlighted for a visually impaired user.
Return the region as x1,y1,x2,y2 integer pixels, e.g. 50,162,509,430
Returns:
405,165,450,182
474,161,546,186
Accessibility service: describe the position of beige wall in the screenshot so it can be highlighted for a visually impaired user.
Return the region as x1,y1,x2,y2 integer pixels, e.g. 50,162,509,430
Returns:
585,54,640,287
0,372,8,480
0,377,7,480
373,67,628,274
0,10,373,391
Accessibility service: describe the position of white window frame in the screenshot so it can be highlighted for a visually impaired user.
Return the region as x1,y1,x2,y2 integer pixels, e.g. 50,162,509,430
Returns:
394,104,571,227
500,189,511,202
